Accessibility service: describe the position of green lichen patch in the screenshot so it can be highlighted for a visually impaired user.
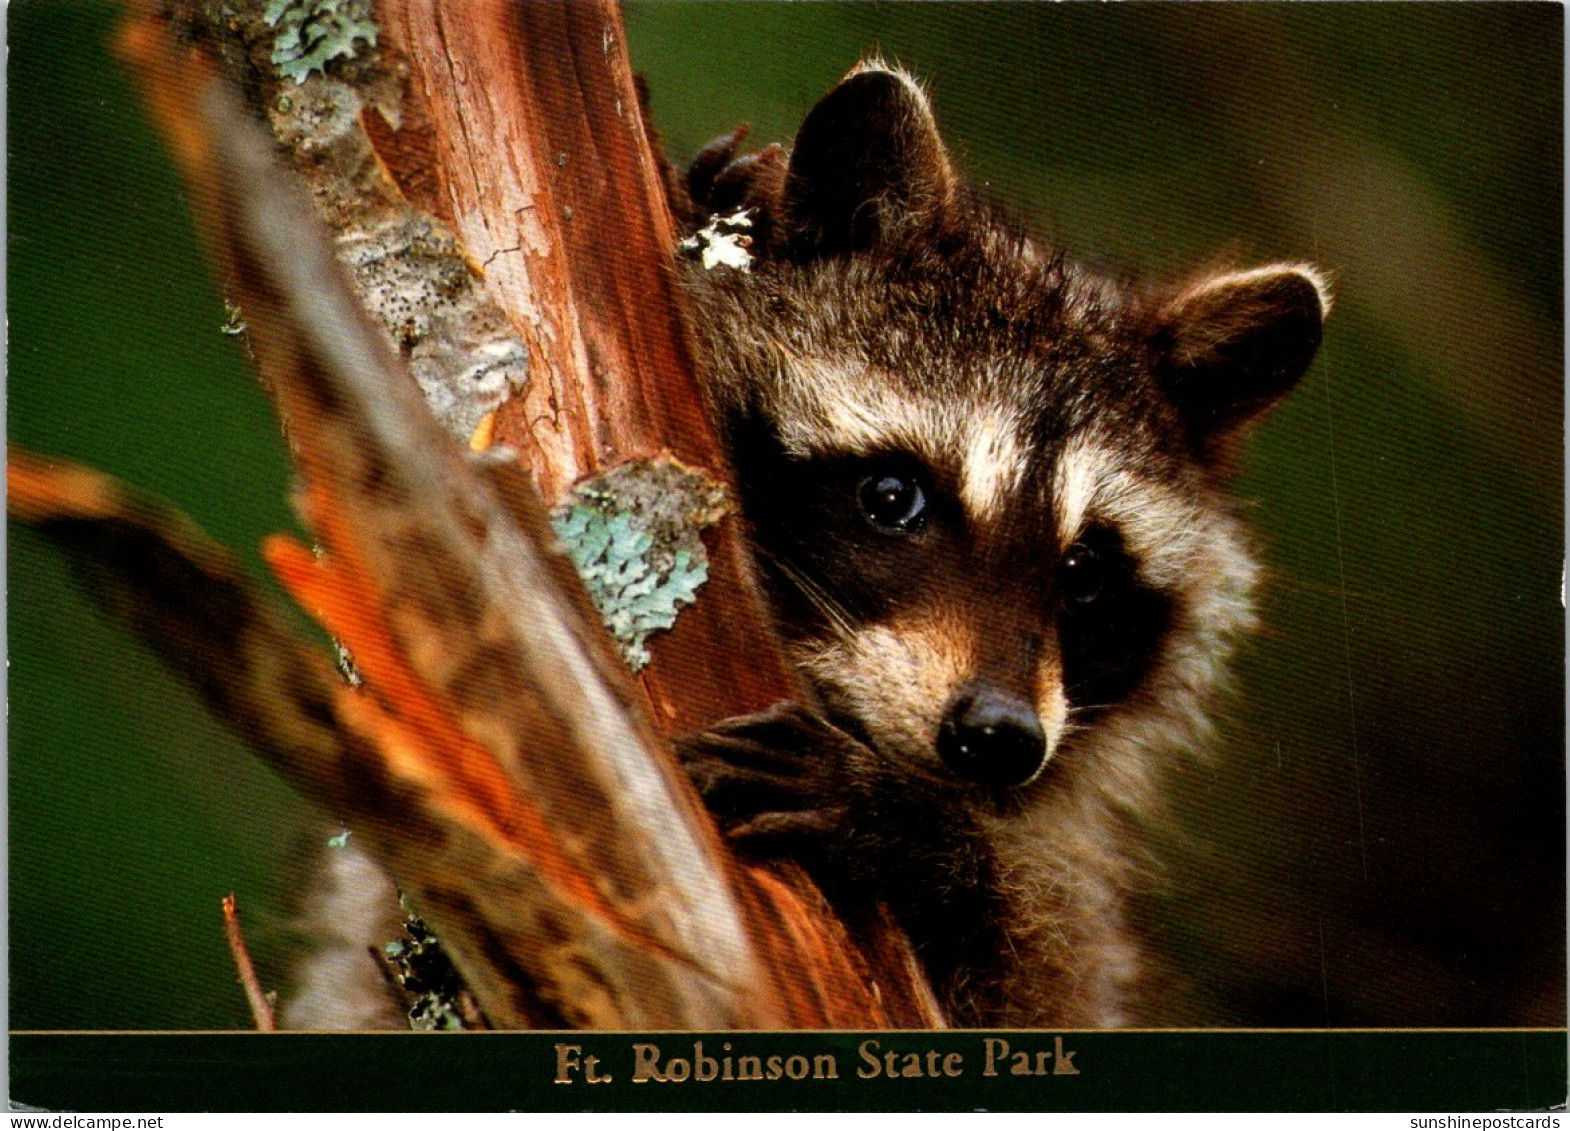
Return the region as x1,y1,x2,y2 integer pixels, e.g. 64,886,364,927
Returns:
551,459,730,671
264,0,378,85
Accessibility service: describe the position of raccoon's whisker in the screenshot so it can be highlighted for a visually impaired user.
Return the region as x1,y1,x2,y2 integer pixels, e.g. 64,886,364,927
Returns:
1061,668,1139,700
756,547,857,640
764,554,853,636
1065,699,1119,715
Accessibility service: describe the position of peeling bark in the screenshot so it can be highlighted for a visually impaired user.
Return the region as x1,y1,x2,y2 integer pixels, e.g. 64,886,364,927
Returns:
17,0,949,1030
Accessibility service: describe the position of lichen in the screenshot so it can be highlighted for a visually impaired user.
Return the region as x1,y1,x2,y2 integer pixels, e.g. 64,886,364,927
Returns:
384,896,468,1031
336,217,530,441
232,0,531,447
263,0,378,86
551,459,729,671
677,208,755,272
219,299,248,336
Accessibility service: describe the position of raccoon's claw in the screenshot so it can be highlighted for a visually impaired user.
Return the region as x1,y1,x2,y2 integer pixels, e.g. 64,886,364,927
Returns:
686,126,750,207
676,701,867,853
685,129,788,245
724,808,844,846
681,746,845,838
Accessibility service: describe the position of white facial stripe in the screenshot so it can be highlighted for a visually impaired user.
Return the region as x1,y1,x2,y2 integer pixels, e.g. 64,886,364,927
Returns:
780,359,1028,526
1052,437,1107,550
1052,438,1214,590
1097,477,1211,589
960,409,1028,523
775,359,950,462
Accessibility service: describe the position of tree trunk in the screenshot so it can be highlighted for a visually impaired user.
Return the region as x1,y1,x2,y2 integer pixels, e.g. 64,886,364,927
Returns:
64,0,947,1030
373,0,798,736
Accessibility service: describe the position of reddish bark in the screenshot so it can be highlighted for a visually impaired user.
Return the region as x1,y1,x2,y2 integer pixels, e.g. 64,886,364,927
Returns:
70,0,948,1031
373,0,795,738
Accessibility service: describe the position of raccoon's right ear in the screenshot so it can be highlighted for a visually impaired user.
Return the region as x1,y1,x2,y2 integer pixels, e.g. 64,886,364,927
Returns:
1151,264,1331,460
779,64,957,258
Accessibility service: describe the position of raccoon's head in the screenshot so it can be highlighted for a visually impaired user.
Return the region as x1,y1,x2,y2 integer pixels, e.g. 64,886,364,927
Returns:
681,65,1328,796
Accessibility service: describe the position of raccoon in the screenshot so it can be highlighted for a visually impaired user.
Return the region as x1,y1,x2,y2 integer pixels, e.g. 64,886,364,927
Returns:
673,63,1329,1028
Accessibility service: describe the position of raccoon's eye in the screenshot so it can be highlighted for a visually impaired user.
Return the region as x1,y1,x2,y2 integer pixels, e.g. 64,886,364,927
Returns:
858,472,928,534
1060,541,1108,604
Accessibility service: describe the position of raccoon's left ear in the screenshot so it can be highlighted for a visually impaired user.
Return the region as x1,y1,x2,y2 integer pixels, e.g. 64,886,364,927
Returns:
779,64,958,257
1151,264,1331,457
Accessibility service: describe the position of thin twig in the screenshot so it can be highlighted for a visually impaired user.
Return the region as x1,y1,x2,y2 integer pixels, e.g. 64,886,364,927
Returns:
222,892,277,1031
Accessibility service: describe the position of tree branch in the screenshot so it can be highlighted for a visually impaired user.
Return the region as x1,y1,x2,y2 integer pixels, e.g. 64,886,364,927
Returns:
7,0,947,1030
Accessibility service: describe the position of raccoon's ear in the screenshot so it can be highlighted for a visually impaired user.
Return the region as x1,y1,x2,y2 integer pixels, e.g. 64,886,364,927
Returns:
1152,264,1330,456
780,64,957,257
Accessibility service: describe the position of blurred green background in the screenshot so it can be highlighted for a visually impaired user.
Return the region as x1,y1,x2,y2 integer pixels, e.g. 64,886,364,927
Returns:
9,2,1563,1029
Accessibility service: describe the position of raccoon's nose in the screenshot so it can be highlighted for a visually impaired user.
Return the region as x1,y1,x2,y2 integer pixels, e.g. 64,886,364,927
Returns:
937,686,1048,787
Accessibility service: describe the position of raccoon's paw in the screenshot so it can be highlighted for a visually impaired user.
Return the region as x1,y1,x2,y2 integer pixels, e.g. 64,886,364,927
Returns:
685,128,787,230
685,126,748,209
676,701,870,855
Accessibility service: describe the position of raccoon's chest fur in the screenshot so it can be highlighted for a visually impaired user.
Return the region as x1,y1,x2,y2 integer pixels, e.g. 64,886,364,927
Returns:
676,63,1327,1027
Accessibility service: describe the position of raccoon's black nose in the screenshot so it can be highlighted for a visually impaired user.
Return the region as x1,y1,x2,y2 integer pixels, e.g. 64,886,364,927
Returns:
937,687,1048,787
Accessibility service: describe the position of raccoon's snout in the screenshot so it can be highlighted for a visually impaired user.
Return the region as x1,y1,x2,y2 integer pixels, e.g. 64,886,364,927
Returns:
937,685,1048,787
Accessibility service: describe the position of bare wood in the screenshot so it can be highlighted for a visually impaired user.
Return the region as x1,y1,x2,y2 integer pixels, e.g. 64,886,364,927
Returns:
373,1,690,485
222,893,277,1031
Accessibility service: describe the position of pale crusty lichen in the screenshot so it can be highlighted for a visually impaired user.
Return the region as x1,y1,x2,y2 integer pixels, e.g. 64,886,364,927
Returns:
188,0,532,445
677,208,755,273
335,216,530,441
